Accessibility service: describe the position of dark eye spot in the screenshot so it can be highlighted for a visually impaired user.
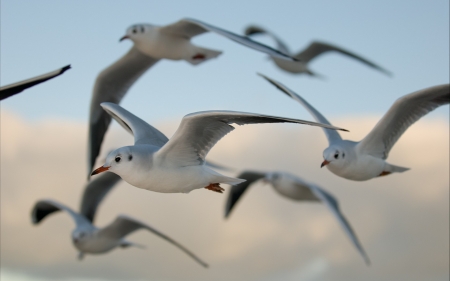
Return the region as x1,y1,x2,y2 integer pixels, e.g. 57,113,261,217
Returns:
115,156,121,163
140,26,144,33
132,28,137,34
342,153,345,158
334,153,339,159
128,155,133,161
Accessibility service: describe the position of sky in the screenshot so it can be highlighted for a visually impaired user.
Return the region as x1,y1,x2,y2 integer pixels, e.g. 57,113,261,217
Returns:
0,0,449,281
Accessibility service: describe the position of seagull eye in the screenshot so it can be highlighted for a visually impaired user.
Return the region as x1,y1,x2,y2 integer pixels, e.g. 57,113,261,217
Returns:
128,155,133,161
132,28,137,34
342,153,345,158
115,156,121,163
140,26,144,33
334,153,339,159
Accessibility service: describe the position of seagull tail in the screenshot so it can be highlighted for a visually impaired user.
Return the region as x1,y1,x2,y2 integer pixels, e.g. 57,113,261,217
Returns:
385,163,410,174
186,46,222,65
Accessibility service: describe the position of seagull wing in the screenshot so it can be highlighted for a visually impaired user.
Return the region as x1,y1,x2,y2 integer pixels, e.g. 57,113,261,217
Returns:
308,185,370,265
31,199,91,229
295,41,391,76
88,47,159,177
357,84,449,159
100,102,168,147
0,65,71,100
156,110,347,168
98,215,208,267
244,25,291,55
79,173,123,223
160,18,296,61
259,74,342,144
225,171,266,218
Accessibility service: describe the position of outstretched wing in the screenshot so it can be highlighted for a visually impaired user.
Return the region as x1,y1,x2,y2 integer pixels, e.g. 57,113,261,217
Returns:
98,215,208,267
31,199,91,229
156,110,347,168
0,65,71,100
308,185,370,265
225,171,266,218
295,41,391,76
80,173,123,223
100,102,169,146
88,47,159,177
357,84,449,159
159,18,297,62
259,73,343,144
244,25,291,55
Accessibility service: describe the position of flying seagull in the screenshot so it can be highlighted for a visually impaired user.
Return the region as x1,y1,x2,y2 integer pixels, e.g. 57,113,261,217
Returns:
260,74,449,181
225,170,370,265
244,25,391,78
91,102,348,193
31,173,208,267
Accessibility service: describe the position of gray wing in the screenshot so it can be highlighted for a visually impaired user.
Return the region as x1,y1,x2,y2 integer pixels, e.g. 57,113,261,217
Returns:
357,84,450,159
160,18,296,62
98,215,208,267
225,171,266,218
259,73,343,144
31,199,91,229
88,47,159,177
0,65,71,100
80,173,123,223
156,110,348,168
100,102,169,146
295,41,392,76
308,185,370,265
244,25,291,55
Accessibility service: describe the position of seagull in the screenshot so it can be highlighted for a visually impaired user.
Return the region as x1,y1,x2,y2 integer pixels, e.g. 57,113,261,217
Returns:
225,170,370,265
244,25,392,78
88,18,298,178
31,173,208,267
0,65,70,100
91,102,348,193
260,74,449,181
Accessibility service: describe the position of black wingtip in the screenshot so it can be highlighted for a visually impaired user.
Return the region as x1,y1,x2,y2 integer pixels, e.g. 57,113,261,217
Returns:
61,64,71,73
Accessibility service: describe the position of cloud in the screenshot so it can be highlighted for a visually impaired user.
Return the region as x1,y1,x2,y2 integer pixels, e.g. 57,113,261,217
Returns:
0,110,448,281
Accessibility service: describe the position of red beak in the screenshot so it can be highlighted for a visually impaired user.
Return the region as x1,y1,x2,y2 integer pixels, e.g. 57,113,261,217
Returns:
91,166,110,176
321,160,330,168
119,35,129,42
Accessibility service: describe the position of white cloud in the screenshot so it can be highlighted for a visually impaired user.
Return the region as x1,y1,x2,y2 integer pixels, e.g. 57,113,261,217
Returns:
1,110,448,281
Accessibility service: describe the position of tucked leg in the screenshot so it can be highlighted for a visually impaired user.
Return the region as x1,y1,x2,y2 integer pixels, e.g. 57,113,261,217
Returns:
204,183,224,193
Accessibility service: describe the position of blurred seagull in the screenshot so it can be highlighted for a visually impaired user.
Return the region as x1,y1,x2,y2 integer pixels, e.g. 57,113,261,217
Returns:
88,18,298,178
31,173,208,267
0,65,70,100
260,74,449,181
225,170,370,265
244,25,391,78
91,102,348,193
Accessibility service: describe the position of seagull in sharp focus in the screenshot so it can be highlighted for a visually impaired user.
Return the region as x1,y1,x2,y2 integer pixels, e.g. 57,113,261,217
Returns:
225,170,370,265
31,173,208,267
88,18,297,178
244,25,392,78
260,74,449,181
0,65,71,100
91,102,348,193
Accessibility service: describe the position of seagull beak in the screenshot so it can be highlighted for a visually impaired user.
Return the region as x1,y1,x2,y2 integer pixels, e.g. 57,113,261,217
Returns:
91,166,110,176
321,160,330,168
119,35,129,42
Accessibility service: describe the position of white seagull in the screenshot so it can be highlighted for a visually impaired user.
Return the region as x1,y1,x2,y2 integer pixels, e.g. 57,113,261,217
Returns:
91,102,348,193
88,18,297,177
31,173,208,267
0,65,70,100
260,74,449,181
244,25,392,78
225,170,370,265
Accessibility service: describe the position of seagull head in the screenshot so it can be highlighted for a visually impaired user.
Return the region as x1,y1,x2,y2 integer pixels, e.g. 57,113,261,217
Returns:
263,172,280,185
72,230,90,245
92,146,135,177
120,24,153,42
322,145,347,168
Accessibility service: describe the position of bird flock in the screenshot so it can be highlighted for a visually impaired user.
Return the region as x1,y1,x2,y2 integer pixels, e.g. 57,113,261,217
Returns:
1,17,449,271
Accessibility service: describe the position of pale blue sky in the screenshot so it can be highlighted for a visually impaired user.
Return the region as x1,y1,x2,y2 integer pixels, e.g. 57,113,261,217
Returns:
1,0,448,125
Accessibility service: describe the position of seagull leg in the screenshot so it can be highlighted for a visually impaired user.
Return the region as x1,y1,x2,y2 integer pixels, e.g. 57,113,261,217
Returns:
378,171,391,177
192,53,206,60
204,183,224,193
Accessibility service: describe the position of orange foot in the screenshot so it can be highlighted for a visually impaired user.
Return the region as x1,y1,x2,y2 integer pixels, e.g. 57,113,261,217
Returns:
378,171,391,177
204,183,224,193
192,53,206,60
